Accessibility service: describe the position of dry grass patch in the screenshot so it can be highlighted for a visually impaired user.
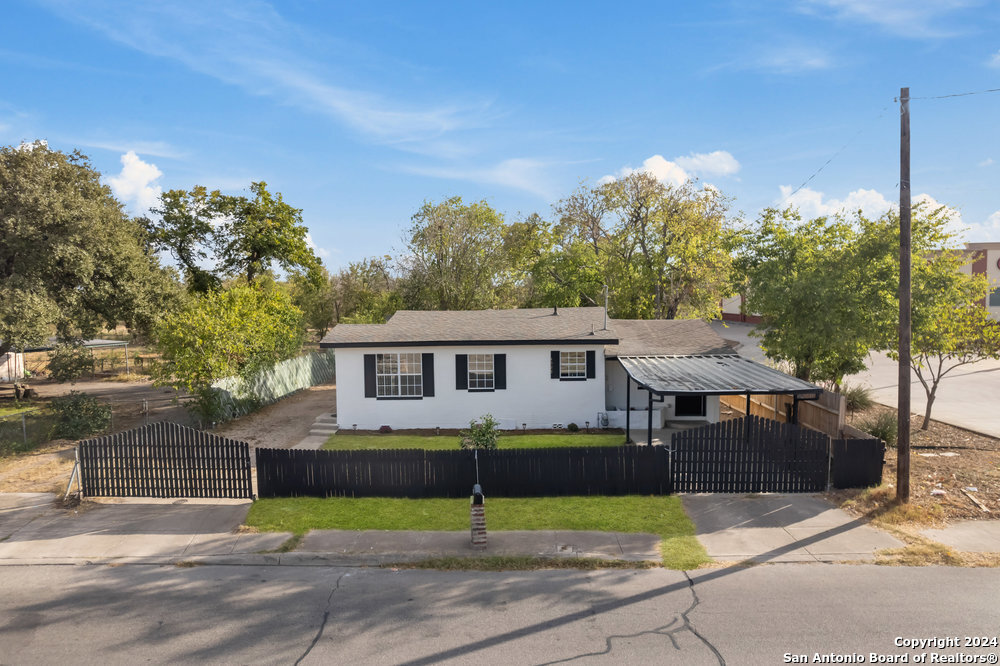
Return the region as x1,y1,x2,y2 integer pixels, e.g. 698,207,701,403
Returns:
388,556,660,571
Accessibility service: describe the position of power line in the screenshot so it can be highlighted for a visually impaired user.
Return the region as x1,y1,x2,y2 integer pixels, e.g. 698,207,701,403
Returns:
779,104,891,204
899,87,1000,101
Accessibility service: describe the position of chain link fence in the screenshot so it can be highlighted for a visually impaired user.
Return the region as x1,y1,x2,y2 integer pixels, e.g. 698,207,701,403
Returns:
210,350,335,422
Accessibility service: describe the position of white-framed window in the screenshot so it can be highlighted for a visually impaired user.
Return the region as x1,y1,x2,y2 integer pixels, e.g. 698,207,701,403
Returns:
560,350,587,378
468,353,494,390
376,352,423,398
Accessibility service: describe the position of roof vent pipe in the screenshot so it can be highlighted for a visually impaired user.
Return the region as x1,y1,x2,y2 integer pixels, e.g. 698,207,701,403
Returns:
603,285,609,330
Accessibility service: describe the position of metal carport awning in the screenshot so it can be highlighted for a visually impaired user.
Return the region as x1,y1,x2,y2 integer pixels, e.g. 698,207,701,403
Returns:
616,354,822,445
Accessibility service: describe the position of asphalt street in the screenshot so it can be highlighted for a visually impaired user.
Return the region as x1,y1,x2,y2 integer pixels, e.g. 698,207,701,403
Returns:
2,564,999,665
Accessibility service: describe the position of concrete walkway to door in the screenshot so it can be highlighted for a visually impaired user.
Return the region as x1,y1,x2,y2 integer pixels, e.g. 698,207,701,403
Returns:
682,493,903,563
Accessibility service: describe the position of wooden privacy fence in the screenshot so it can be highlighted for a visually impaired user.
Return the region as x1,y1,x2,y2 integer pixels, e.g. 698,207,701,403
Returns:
256,446,671,498
672,415,830,493
78,422,253,499
720,391,846,439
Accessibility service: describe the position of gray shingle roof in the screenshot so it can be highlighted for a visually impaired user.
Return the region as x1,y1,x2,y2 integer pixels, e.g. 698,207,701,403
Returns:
321,307,731,355
322,307,617,347
604,319,732,357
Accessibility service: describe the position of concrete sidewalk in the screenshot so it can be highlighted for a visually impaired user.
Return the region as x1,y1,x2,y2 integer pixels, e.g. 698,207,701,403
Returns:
0,493,659,567
682,493,905,563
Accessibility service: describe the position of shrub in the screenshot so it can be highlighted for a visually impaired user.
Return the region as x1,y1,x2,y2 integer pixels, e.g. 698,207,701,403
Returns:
460,414,501,450
50,391,111,439
859,411,897,447
47,343,92,383
841,384,874,412
379,425,393,434
566,422,580,432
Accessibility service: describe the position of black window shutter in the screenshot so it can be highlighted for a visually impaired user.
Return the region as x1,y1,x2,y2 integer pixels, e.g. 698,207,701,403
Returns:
586,350,596,379
494,354,506,390
455,354,468,390
422,353,434,397
550,350,560,378
364,354,377,398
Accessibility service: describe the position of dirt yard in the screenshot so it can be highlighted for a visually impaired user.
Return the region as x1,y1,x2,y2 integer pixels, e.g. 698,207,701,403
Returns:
215,384,335,448
845,404,1000,522
0,381,336,493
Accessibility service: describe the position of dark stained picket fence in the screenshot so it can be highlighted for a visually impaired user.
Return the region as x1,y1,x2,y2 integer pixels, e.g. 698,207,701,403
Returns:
831,437,885,488
78,422,253,499
671,415,829,493
256,445,670,498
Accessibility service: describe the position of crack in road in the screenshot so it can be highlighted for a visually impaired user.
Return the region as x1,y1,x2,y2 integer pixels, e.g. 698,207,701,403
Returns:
682,571,725,665
540,572,725,665
293,571,347,666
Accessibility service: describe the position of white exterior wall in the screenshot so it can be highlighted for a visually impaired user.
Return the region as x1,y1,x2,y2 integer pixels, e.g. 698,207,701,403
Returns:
604,360,720,425
335,345,607,431
0,352,24,382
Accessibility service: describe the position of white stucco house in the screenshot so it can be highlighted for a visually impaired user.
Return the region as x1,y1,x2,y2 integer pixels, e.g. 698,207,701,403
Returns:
321,307,822,438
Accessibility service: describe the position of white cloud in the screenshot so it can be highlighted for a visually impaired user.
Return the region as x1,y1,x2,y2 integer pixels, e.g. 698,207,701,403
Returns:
402,158,559,199
990,50,1000,68
980,157,994,167
776,186,979,239
602,151,740,187
305,232,330,259
107,151,163,213
800,0,978,38
674,151,741,177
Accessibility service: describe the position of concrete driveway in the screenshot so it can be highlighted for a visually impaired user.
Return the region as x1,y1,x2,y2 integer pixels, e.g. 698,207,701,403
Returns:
682,493,903,562
0,494,289,564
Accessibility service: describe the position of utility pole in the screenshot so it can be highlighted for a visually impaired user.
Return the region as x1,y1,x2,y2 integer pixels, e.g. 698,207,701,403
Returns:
897,86,911,503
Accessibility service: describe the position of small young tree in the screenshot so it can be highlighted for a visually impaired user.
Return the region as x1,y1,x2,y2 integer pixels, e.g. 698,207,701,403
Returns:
906,251,1000,429
459,414,501,450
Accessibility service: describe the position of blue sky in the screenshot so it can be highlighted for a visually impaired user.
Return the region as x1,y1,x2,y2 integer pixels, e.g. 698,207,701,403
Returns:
3,0,1000,270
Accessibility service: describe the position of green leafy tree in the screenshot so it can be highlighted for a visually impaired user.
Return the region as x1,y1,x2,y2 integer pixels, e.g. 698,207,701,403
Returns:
147,186,220,293
333,257,403,324
153,285,305,420
552,173,738,319
737,208,873,385
875,214,1000,429
148,181,322,292
289,267,336,339
400,197,520,310
51,391,112,439
0,142,183,360
47,344,93,383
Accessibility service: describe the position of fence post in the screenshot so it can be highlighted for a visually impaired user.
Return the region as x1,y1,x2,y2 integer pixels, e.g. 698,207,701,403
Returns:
21,412,27,447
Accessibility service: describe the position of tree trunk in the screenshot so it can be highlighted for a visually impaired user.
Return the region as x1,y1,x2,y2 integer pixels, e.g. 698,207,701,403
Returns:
921,385,937,430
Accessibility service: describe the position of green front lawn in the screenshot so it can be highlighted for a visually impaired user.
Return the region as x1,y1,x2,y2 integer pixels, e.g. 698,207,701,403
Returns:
323,432,624,450
246,495,708,570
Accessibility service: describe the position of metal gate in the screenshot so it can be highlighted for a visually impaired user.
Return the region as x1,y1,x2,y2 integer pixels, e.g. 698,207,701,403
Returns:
671,415,829,493
78,421,253,499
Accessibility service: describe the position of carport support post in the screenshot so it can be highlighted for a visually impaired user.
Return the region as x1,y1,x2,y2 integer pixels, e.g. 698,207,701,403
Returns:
745,392,751,445
647,390,653,447
791,395,800,424
625,374,631,443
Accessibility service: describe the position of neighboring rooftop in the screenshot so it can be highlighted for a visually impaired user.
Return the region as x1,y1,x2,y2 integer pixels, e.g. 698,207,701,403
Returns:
321,307,731,355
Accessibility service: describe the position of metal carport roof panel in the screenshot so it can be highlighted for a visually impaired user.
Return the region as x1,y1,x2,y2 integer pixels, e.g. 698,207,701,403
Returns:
617,355,822,396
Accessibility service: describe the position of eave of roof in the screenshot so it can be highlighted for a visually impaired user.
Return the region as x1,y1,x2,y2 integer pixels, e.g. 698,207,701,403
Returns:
321,338,619,349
